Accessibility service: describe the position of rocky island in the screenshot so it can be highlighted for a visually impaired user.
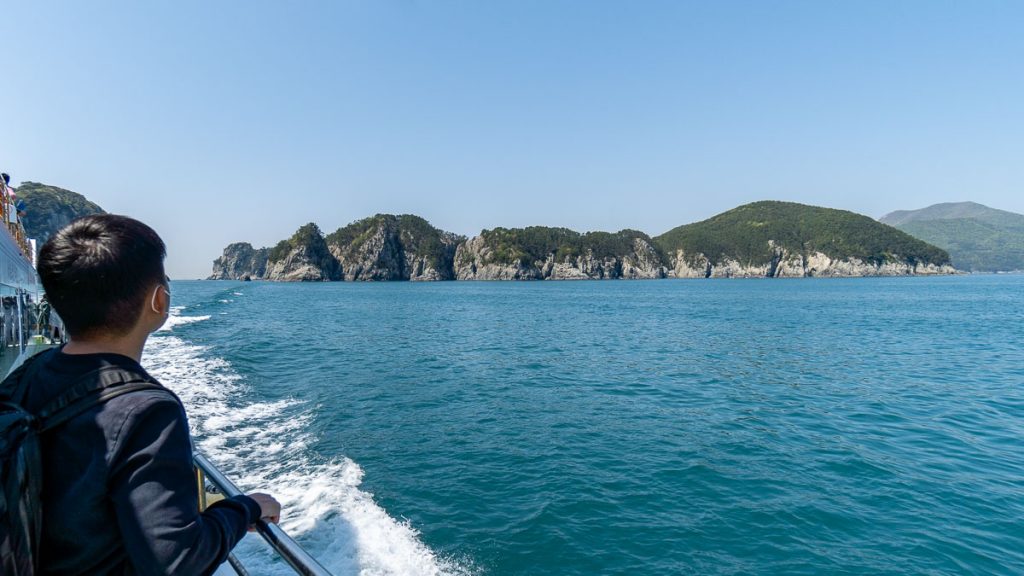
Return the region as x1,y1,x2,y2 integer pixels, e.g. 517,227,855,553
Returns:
211,215,464,281
212,201,956,281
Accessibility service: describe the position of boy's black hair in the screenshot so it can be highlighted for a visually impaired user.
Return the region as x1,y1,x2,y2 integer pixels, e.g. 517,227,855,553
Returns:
1,173,9,185
38,214,167,338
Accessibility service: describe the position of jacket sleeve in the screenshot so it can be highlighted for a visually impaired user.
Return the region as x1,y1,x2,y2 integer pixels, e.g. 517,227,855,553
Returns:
107,392,263,576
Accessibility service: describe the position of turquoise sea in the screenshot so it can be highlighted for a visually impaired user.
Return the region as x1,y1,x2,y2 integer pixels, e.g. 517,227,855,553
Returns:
146,276,1024,576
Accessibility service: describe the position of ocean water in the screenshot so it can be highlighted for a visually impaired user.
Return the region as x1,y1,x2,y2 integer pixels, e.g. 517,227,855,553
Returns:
144,276,1024,576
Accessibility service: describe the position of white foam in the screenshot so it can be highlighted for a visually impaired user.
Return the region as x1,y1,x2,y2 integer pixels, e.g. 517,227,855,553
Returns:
143,310,469,576
158,309,212,332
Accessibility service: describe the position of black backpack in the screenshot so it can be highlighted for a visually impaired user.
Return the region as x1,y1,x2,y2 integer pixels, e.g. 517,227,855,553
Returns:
0,350,164,575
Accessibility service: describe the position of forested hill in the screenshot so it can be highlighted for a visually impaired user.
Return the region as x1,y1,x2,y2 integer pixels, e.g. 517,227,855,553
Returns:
880,202,1024,272
656,201,950,270
212,201,956,281
16,181,106,247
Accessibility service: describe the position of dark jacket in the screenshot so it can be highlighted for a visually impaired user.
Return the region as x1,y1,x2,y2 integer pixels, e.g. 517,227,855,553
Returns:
17,349,260,575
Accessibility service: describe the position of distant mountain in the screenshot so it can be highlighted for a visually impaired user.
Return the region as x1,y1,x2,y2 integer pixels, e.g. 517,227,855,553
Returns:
880,202,1024,272
655,201,952,277
15,181,106,247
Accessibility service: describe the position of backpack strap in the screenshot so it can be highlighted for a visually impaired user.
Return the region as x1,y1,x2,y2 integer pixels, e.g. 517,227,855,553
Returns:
0,348,56,404
1,348,172,433
36,366,169,433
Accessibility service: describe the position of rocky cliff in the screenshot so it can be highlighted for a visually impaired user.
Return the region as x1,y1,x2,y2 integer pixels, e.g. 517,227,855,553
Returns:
209,242,269,280
16,181,106,247
264,223,341,281
454,228,668,280
326,214,463,281
209,215,464,281
667,243,956,278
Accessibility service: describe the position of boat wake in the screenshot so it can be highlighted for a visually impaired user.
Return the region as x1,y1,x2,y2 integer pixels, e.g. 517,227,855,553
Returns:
144,310,471,576
159,307,212,330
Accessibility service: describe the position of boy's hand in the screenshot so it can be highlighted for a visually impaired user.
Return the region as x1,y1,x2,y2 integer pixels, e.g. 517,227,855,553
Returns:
246,492,282,529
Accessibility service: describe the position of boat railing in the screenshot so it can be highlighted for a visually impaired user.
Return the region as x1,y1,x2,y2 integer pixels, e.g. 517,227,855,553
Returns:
193,452,334,576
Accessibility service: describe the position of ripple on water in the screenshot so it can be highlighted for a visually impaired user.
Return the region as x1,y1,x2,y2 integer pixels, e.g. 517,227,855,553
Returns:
157,278,1024,575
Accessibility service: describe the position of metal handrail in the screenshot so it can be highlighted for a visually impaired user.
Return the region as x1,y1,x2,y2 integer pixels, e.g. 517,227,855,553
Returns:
194,452,333,576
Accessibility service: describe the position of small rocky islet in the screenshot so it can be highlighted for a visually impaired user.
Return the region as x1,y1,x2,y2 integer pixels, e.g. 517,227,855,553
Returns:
211,201,957,281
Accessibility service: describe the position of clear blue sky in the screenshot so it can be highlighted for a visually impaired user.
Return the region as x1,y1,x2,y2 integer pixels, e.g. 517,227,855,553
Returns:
2,1,1022,278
